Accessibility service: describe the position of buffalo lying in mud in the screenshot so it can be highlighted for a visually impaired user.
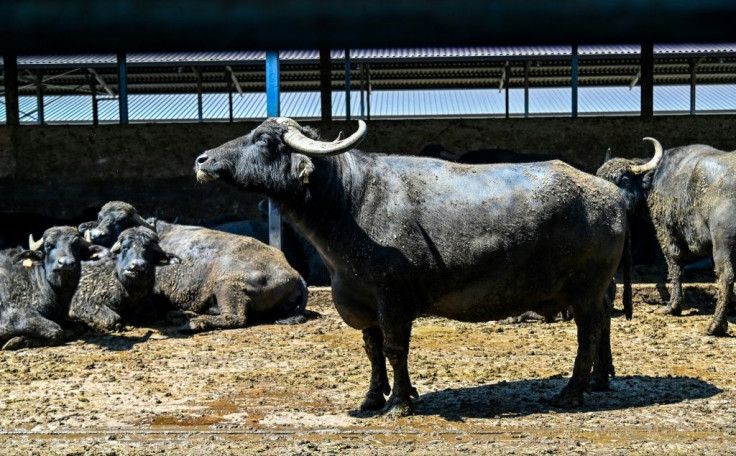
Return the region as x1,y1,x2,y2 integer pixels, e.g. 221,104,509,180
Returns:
79,201,308,332
597,138,736,336
70,227,178,332
194,117,632,416
0,227,103,349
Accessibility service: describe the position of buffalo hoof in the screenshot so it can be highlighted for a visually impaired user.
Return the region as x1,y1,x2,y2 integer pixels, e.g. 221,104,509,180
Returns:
360,393,387,411
384,396,414,417
654,305,681,316
590,376,610,392
550,388,584,408
707,321,729,337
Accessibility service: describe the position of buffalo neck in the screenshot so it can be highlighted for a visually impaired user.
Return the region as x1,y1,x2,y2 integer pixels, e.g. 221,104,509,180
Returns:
273,151,369,260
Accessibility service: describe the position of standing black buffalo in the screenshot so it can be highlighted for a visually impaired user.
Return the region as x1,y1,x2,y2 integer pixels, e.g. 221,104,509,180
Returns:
80,201,308,331
0,227,102,349
69,227,178,332
597,138,736,336
194,117,632,416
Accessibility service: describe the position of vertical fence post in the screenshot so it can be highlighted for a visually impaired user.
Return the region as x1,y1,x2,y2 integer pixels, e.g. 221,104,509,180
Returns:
571,45,578,118
117,53,129,124
266,50,282,250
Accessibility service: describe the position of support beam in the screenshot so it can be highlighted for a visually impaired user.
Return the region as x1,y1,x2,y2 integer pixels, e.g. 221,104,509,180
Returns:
571,44,578,118
640,42,654,119
3,54,19,126
87,68,114,96
117,53,129,124
193,66,203,123
504,62,510,119
689,57,703,115
319,48,332,122
225,66,244,96
366,64,371,121
87,69,99,126
34,69,44,125
524,61,530,118
345,49,351,121
266,51,282,250
225,68,233,123
359,64,365,120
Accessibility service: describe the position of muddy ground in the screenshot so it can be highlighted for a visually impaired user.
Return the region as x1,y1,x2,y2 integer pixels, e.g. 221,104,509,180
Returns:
1,284,736,455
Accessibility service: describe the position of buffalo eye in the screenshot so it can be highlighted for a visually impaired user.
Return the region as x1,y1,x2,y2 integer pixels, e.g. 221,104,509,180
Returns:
255,135,269,147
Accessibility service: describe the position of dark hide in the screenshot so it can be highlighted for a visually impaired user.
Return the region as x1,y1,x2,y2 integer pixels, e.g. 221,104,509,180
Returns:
79,202,308,332
597,145,736,336
0,226,100,349
194,118,631,416
419,144,586,170
69,227,177,332
214,220,330,286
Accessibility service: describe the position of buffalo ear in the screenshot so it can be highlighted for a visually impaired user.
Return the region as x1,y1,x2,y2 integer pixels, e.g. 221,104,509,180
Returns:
87,245,110,261
12,249,44,267
78,221,98,235
156,250,180,266
292,155,314,184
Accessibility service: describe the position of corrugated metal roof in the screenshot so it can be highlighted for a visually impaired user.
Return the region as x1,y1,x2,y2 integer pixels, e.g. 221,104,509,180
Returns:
5,44,736,68
5,85,735,124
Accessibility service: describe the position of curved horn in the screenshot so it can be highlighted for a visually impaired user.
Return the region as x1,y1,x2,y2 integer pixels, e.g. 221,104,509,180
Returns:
629,137,664,175
28,234,44,251
276,117,367,157
133,213,156,231
604,147,612,163
84,229,92,243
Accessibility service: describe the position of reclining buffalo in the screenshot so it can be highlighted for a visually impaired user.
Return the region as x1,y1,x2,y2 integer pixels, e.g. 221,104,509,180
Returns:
70,227,178,332
597,138,736,336
79,201,308,332
194,117,632,416
0,227,103,349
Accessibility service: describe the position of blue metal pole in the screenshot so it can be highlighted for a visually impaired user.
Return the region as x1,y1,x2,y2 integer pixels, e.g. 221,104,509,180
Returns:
266,50,282,250
117,53,128,124
571,45,578,118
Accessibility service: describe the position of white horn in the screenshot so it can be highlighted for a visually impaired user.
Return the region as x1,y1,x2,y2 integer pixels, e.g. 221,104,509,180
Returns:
277,118,367,157
29,234,44,251
630,137,664,174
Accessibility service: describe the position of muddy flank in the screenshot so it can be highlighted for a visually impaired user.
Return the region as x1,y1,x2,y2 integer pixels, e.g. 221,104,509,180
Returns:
1,285,735,455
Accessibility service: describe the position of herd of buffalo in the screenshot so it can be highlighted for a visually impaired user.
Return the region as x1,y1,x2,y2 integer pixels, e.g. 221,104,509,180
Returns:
1,116,735,417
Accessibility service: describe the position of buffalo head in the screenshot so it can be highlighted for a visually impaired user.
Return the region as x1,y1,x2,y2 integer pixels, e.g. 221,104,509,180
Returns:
110,227,178,289
194,118,366,197
16,226,101,290
79,201,155,247
595,137,663,216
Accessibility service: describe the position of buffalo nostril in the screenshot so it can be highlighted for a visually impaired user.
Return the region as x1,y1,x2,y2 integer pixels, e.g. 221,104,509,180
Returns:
196,154,209,165
57,257,75,269
128,259,146,271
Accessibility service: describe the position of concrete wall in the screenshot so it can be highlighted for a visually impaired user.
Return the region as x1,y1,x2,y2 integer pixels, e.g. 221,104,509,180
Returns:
2,115,735,226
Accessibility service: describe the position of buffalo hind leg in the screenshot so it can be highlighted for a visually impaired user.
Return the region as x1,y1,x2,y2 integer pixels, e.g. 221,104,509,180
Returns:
179,285,249,333
591,299,614,391
552,298,605,407
707,239,735,336
378,299,418,417
360,326,391,411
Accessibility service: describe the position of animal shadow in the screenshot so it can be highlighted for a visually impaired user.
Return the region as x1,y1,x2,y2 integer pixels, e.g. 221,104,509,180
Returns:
411,375,721,421
78,329,156,351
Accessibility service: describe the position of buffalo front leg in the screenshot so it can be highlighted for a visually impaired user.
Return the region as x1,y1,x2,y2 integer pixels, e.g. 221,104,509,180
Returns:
360,326,391,410
179,285,249,333
707,241,735,336
656,240,685,316
379,302,419,417
1,312,65,350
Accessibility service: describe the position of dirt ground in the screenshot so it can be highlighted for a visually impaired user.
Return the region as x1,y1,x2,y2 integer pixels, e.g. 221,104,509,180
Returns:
1,284,736,455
